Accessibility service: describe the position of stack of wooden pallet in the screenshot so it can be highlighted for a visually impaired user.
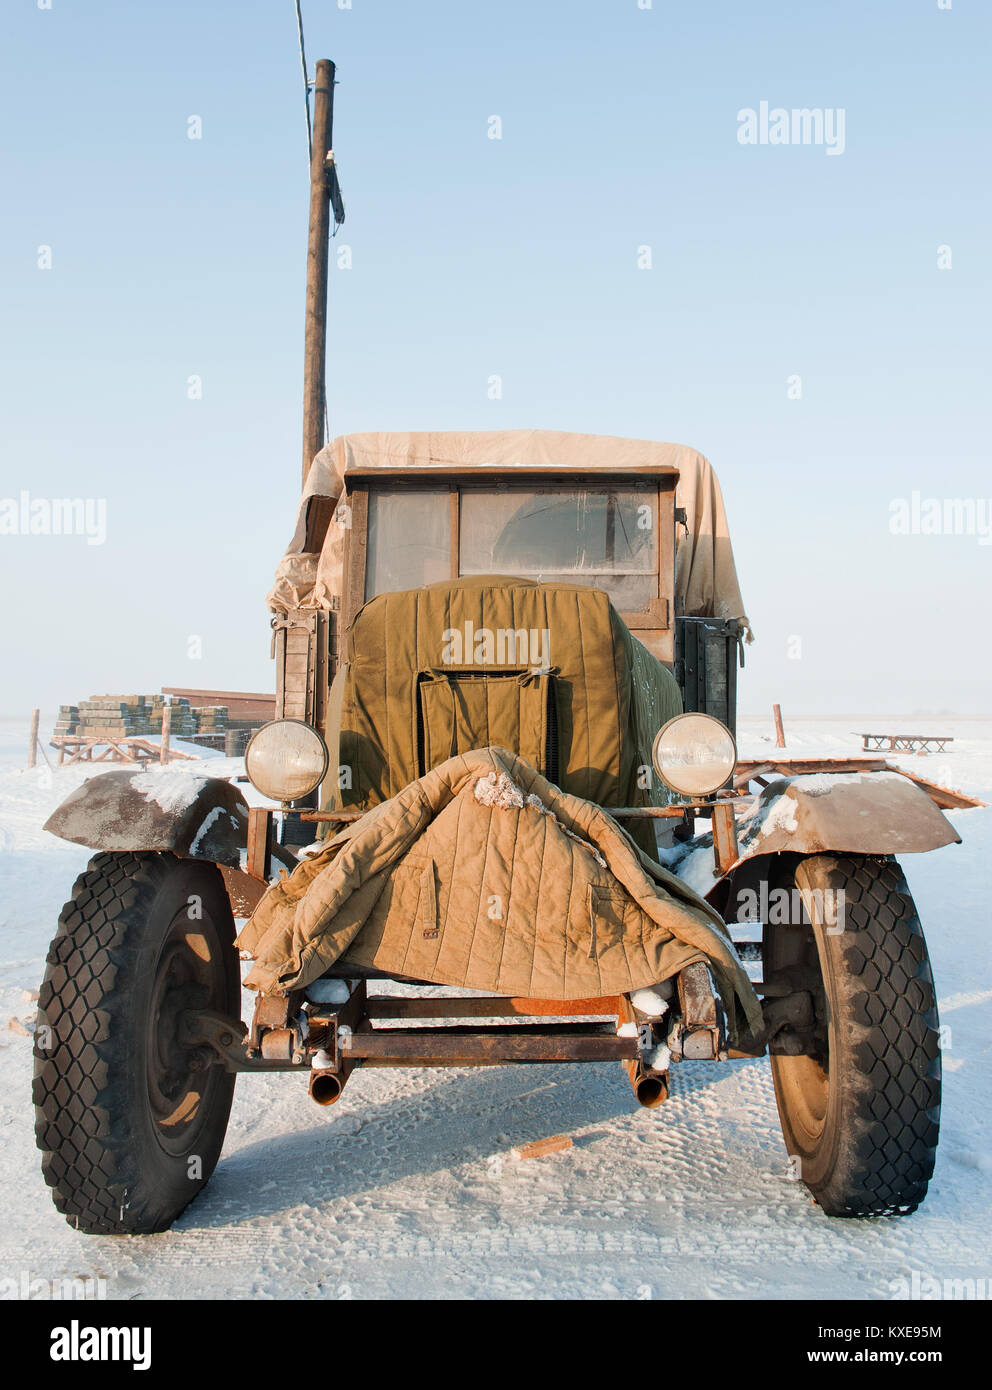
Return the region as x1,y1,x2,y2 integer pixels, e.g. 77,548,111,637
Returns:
55,697,149,740
191,705,229,732
142,697,198,739
53,704,80,736
53,694,215,741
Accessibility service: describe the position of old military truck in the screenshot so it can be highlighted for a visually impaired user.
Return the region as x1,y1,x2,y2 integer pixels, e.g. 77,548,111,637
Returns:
36,430,954,1233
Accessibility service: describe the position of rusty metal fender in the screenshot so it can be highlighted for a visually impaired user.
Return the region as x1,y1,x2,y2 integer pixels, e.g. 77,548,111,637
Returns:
684,770,961,909
733,770,961,861
43,768,249,868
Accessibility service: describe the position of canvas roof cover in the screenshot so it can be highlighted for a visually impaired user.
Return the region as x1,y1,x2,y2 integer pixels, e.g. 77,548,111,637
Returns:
268,430,751,637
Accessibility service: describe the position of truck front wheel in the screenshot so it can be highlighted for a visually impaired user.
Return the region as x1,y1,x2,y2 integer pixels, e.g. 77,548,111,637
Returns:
764,853,941,1217
34,851,240,1234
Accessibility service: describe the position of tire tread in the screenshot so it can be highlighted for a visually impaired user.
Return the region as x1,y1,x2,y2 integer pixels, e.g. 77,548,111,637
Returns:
33,851,232,1235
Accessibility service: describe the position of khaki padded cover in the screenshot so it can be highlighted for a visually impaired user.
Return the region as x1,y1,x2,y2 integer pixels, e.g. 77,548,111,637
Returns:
238,747,761,1038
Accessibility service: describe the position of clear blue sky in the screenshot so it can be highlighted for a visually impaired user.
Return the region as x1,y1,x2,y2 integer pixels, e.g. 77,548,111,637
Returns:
1,0,989,717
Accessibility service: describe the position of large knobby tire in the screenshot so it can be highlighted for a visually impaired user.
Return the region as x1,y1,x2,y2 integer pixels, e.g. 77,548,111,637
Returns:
766,853,941,1217
34,851,240,1234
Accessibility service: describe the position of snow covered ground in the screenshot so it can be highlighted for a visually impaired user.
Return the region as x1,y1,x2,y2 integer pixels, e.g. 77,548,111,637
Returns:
0,714,988,1300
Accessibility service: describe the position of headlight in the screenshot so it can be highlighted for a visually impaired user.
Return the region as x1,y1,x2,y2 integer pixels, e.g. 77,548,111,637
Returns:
651,713,737,797
245,720,329,802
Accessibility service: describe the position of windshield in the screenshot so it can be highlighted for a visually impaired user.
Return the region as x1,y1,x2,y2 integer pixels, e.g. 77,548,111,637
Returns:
365,485,658,611
459,488,656,609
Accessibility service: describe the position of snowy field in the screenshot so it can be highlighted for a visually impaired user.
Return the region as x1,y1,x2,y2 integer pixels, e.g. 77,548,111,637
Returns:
0,713,988,1300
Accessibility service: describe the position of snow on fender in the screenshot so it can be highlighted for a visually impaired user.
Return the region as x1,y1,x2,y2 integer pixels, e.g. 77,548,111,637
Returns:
43,767,249,866
735,771,961,860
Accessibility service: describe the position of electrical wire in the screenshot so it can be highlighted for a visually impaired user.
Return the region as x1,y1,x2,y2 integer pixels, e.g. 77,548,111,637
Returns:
295,0,312,163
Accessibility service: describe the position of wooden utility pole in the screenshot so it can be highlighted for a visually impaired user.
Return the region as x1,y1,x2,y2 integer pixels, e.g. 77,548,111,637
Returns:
773,703,786,749
27,708,39,769
302,59,339,487
160,704,172,765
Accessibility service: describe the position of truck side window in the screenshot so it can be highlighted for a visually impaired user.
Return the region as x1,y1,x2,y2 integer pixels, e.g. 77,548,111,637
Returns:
366,488,451,597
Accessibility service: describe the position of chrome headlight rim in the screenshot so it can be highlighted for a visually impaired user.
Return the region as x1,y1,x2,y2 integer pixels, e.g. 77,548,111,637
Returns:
244,718,329,803
651,713,738,798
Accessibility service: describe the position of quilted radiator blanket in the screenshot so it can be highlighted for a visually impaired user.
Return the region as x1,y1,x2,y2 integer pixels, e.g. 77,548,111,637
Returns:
238,748,761,1040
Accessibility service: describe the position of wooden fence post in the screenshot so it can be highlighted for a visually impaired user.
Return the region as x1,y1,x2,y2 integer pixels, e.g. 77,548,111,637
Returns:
160,704,172,765
27,708,39,768
773,703,786,749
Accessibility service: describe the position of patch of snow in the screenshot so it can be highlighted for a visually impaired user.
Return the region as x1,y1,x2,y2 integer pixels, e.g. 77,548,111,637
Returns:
789,770,906,795
130,765,208,814
645,1043,670,1072
305,979,351,1004
937,987,992,1014
677,842,717,896
949,1148,992,1175
189,805,226,854
655,840,689,870
750,794,798,837
474,771,525,809
630,987,670,1017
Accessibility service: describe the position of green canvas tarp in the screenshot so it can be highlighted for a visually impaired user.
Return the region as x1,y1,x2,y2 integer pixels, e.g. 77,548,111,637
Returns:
323,575,682,816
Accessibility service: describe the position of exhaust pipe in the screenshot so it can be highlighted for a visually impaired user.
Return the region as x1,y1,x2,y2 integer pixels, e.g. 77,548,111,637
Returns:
309,1064,352,1106
623,1059,670,1109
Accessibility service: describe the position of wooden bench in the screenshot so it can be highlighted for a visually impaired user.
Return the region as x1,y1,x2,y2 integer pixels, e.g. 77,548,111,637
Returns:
859,734,953,755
